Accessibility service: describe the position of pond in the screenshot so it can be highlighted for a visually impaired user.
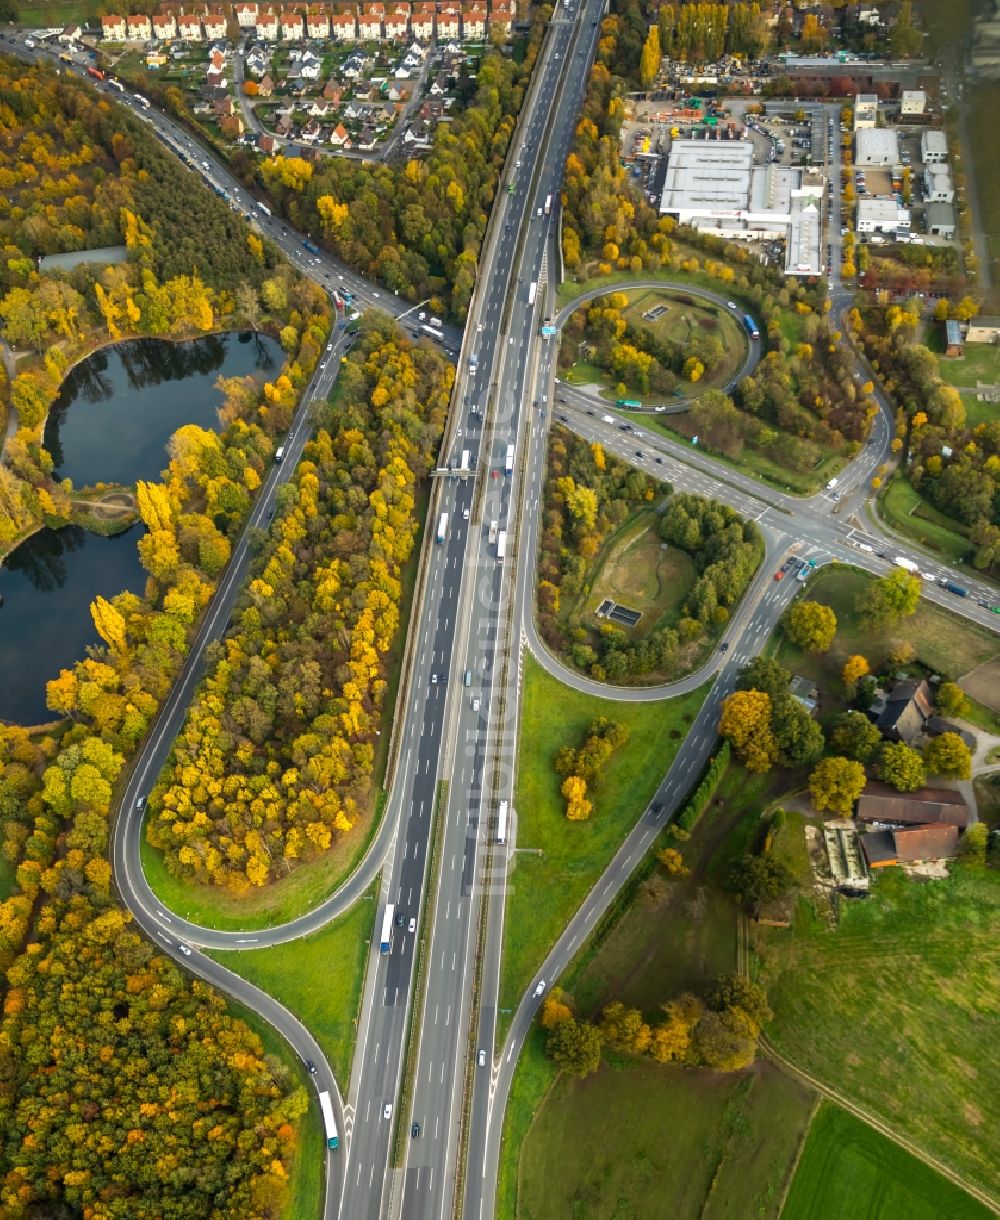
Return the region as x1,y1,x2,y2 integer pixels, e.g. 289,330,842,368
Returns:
44,331,282,487
0,524,148,726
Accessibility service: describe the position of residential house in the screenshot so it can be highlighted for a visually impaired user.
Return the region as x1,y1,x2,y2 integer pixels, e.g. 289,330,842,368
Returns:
404,117,431,145
234,2,259,27
300,117,323,141
359,7,383,37
921,129,948,163
309,97,333,116
789,675,819,714
428,72,448,96
152,13,178,38
213,94,238,119
323,78,343,101
342,54,367,77
245,44,268,74
857,6,882,24
385,80,409,101
853,92,878,129
358,122,379,148
331,11,358,39
146,49,168,67
855,781,970,828
488,7,512,37
307,8,330,37
178,14,204,39
58,23,83,42
384,8,409,39
258,73,276,95
965,316,1000,343
281,11,305,38
405,38,425,56
393,64,413,78
299,50,322,78
860,822,960,869
126,13,153,39
258,132,278,153
257,9,280,38
873,677,933,744
330,122,351,146
203,12,227,39
461,6,486,38
411,3,435,37
436,10,460,38
101,14,127,40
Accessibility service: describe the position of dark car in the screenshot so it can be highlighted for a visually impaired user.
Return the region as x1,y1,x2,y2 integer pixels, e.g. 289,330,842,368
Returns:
395,911,405,928
306,1059,317,1075
411,1122,421,1138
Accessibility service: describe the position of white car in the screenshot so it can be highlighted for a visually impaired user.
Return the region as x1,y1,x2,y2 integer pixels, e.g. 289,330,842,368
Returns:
727,300,736,309
178,943,192,957
408,917,416,933
383,1103,392,1120
135,795,147,810
533,980,546,998
472,698,481,712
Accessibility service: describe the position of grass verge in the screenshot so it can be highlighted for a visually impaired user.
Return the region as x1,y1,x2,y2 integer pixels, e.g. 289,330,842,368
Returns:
879,477,972,567
781,1102,994,1220
208,885,375,1086
500,654,709,1032
757,865,1000,1201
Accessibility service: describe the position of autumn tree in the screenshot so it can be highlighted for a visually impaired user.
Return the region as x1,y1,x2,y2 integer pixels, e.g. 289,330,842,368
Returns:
829,711,882,763
857,569,921,628
936,681,968,719
786,600,837,652
600,1001,651,1054
922,732,972,780
841,654,869,693
540,988,573,1028
877,741,926,792
727,851,794,909
809,755,867,814
546,1016,603,1077
719,690,777,772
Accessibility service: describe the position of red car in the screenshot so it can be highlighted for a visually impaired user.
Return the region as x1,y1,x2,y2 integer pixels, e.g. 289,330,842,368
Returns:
774,570,785,581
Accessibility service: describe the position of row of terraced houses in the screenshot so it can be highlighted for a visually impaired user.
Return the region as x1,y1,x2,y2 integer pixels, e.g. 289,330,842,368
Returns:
100,1,515,42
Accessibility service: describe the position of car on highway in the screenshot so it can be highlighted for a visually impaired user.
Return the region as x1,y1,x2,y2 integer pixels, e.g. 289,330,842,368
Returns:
408,917,416,933
178,943,192,957
774,569,785,581
533,980,546,997
384,1103,393,1120
135,794,147,810
395,911,405,928
411,1122,420,1138
306,1059,317,1075
727,300,736,309
472,697,480,712
478,1049,486,1067
431,674,438,684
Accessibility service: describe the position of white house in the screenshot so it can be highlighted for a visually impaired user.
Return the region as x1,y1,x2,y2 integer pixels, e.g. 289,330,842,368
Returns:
857,197,910,235
307,10,330,38
234,3,259,28
281,12,304,38
100,14,126,40
331,12,357,40
461,6,486,38
152,13,177,39
923,165,955,203
921,129,948,164
203,13,227,39
257,10,279,39
178,14,204,39
126,13,152,39
855,127,899,167
900,89,926,116
853,93,878,130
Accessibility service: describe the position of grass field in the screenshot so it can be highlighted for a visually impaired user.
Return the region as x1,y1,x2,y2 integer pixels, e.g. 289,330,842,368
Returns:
880,476,974,566
968,81,1000,304
519,1059,814,1220
581,511,696,640
757,865,1000,1201
499,654,709,1030
933,340,1000,390
623,287,748,392
781,1102,994,1220
225,996,324,1220
209,886,375,1086
776,566,999,690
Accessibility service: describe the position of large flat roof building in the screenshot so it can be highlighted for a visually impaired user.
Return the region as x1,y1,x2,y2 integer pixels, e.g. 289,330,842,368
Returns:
659,138,823,277
855,127,900,166
857,198,911,234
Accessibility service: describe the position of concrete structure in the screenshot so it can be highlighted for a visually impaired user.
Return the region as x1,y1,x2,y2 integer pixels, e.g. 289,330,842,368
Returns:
924,165,954,203
921,129,948,163
658,139,823,275
857,197,911,235
855,127,899,166
900,89,926,116
854,92,878,129
926,200,956,238
965,316,1000,343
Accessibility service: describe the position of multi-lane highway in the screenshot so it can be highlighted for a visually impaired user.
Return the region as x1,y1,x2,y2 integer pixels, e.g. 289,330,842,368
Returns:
8,28,1000,1220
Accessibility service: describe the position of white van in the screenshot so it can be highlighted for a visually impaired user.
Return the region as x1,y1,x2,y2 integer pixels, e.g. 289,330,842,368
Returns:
274,445,285,464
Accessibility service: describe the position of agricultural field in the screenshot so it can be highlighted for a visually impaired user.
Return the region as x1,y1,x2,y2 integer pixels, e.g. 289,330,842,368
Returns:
518,1059,814,1220
758,865,1000,1202
781,1103,994,1220
580,511,696,640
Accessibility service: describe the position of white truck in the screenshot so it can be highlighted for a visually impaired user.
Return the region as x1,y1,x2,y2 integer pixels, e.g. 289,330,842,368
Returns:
496,530,507,561
893,556,919,573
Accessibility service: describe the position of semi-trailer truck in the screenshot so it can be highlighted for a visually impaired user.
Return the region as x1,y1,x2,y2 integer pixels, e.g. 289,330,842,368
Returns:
496,530,507,561
893,556,919,573
943,581,968,598
504,444,515,474
318,1091,340,1150
436,512,449,544
527,281,537,305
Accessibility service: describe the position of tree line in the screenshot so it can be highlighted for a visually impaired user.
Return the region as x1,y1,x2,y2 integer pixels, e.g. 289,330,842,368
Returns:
856,301,1000,571
540,973,772,1078
146,318,453,889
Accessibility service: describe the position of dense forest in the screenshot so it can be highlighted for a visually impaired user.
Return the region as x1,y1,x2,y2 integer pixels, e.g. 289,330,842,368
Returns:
245,14,546,319
0,62,335,1214
859,301,1000,570
0,58,320,555
537,429,761,681
147,317,453,889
